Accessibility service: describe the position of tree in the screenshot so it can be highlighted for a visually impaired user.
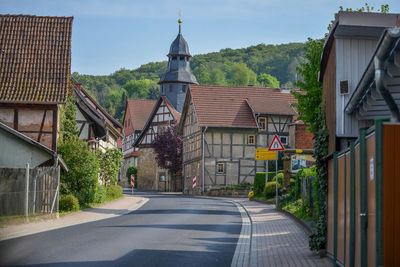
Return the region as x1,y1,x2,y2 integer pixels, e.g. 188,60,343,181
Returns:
209,69,227,85
59,94,79,142
257,73,280,88
122,79,158,99
291,38,324,133
228,63,257,86
58,137,100,205
152,124,182,175
96,148,124,186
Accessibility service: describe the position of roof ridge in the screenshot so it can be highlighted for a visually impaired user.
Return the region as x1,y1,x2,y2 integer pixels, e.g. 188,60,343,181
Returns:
0,14,74,19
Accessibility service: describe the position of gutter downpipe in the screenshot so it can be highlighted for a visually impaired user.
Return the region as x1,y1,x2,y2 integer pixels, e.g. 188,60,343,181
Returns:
202,126,208,195
345,27,400,121
374,27,400,123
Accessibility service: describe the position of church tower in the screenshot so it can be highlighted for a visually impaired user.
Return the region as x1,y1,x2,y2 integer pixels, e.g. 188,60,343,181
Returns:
159,19,198,113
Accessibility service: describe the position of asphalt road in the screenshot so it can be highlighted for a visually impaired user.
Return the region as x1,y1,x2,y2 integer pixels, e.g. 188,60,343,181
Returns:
0,191,242,266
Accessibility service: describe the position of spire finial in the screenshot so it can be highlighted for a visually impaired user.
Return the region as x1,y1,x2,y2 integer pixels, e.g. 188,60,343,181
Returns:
178,11,182,34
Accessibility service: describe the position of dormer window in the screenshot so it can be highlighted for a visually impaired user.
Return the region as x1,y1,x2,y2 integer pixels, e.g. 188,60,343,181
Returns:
172,56,177,60
258,117,267,131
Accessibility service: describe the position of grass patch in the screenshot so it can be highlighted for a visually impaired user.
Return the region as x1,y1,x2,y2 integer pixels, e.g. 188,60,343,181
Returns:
280,199,313,222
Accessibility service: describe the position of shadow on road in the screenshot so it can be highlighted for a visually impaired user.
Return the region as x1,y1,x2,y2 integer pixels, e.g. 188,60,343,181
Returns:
103,223,241,234
16,247,236,267
130,208,239,216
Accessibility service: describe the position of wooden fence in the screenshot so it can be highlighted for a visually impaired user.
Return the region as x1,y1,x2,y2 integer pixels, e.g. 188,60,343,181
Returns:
0,166,60,216
326,120,400,267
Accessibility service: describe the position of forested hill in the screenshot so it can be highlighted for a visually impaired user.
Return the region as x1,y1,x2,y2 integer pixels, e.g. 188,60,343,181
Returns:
72,42,306,123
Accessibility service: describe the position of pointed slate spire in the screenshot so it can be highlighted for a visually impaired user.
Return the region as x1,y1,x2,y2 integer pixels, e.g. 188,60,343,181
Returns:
159,19,198,113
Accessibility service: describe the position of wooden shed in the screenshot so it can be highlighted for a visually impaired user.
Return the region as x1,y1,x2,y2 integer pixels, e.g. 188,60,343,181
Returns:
320,12,400,267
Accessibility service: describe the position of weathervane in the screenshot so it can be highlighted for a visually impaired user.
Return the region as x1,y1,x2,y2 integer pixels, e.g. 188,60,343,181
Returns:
178,10,182,33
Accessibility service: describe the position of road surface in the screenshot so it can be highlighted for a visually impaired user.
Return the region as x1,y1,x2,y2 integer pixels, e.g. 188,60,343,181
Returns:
0,191,242,266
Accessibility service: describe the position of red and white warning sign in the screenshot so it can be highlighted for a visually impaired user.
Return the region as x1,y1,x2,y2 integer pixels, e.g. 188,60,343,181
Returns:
130,174,135,188
192,176,197,189
268,134,285,151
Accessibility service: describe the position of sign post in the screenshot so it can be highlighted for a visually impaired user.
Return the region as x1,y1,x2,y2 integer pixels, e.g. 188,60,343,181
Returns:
130,174,135,195
268,135,285,209
193,176,197,189
255,148,276,184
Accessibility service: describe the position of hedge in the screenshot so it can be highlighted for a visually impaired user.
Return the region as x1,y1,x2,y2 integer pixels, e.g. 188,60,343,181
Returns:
254,172,266,196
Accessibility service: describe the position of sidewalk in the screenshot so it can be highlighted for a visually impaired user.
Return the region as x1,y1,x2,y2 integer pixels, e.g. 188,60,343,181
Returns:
0,194,148,241
235,199,332,267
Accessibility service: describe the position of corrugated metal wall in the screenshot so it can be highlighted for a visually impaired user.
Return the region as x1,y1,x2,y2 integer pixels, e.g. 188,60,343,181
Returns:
335,38,377,137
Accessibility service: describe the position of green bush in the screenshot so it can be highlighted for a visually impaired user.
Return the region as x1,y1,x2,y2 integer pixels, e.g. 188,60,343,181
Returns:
271,173,284,185
94,184,107,204
264,181,282,199
106,185,123,200
126,166,138,187
58,137,99,205
254,172,266,196
59,194,80,212
290,178,296,188
267,170,283,180
96,148,123,186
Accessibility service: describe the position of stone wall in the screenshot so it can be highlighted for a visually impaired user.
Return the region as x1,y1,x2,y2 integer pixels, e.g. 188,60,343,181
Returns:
137,147,158,190
183,160,202,195
119,156,136,188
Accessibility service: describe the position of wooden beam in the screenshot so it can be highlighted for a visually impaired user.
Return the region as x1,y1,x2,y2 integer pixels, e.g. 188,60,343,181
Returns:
37,110,47,143
13,108,18,130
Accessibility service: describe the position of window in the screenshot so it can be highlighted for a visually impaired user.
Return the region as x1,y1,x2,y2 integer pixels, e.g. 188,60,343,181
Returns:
169,84,173,92
172,56,177,60
258,117,267,131
159,173,166,182
247,134,255,145
182,84,186,92
279,136,288,145
217,163,225,174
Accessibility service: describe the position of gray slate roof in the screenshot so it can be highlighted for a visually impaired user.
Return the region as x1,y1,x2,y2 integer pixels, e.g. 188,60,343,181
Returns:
159,69,198,84
168,33,191,57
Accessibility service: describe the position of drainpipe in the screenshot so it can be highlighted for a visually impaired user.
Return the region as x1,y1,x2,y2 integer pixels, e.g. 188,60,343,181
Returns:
202,126,208,195
374,28,400,122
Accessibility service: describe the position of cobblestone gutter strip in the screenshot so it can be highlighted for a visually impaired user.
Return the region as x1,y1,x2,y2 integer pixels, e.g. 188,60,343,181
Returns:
230,200,254,267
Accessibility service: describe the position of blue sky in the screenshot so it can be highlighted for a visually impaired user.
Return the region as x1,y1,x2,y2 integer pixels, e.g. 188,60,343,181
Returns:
2,0,400,75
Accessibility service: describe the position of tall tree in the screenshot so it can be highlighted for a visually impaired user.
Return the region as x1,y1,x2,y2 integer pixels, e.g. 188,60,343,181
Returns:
228,63,257,86
257,73,280,88
291,38,324,133
152,124,182,176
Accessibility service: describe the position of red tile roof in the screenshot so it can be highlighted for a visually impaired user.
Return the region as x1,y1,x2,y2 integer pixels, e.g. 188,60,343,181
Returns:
0,15,73,104
189,85,298,128
124,99,157,136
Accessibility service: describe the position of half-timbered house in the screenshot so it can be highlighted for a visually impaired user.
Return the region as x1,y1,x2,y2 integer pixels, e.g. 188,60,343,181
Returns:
0,15,73,152
72,80,123,152
178,84,309,195
131,19,197,191
133,96,181,191
121,99,156,185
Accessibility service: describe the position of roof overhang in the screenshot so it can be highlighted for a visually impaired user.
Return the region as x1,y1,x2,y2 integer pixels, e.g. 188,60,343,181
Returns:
345,27,400,121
